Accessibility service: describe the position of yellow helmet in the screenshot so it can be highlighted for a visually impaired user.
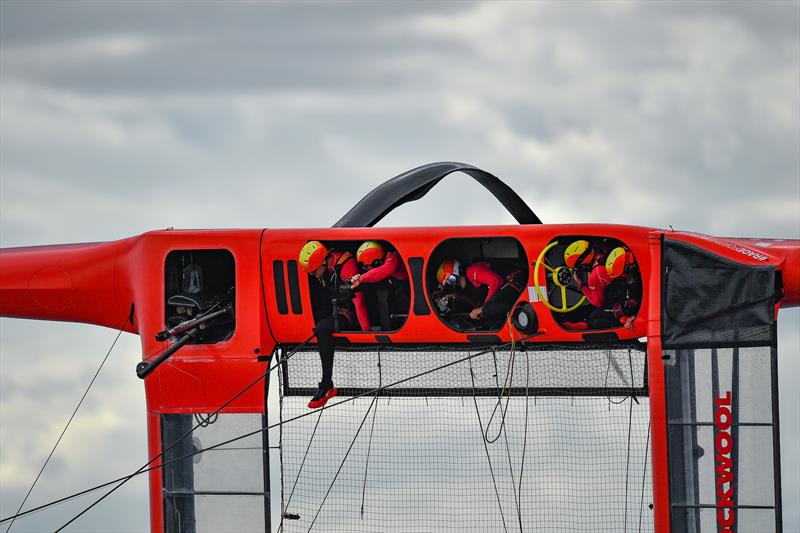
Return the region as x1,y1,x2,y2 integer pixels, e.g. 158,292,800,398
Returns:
606,246,633,278
564,240,595,268
298,241,328,272
356,241,386,266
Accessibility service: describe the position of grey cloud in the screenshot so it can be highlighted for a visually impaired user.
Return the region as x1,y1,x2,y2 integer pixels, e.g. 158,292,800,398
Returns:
0,1,473,47
1,1,798,531
1,2,472,95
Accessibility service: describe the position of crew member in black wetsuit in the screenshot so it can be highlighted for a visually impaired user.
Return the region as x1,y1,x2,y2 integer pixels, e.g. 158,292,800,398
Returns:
298,241,370,408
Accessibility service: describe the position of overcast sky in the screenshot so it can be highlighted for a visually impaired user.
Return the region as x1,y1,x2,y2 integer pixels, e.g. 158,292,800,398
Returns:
0,1,798,531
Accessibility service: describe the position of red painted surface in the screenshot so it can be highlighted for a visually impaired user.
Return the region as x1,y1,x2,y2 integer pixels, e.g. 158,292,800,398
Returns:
259,224,656,343
646,233,671,533
1,223,797,531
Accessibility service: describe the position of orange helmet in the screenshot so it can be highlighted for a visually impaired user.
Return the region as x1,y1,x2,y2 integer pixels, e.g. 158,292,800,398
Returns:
564,240,595,268
606,246,634,278
298,241,328,273
436,259,461,286
356,241,386,267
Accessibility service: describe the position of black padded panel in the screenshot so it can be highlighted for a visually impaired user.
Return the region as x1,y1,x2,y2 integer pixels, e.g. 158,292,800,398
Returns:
408,257,430,316
466,334,502,344
286,260,303,315
333,162,541,228
272,260,288,315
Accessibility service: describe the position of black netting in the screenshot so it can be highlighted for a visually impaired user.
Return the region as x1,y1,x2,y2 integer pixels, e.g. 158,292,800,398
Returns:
277,344,653,533
662,240,776,347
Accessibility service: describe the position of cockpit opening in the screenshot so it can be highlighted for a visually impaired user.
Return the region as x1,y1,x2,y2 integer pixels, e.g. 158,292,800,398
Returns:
164,249,236,344
532,237,642,332
427,237,529,333
305,240,410,333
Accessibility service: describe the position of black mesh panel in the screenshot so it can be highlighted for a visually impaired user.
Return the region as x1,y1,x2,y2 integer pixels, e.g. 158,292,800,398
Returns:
662,240,775,347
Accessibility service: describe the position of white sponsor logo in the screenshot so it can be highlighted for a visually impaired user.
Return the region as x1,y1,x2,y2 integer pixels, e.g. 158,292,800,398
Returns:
708,238,770,262
528,286,547,302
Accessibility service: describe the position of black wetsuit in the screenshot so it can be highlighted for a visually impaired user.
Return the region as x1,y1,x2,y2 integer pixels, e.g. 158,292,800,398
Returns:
479,271,526,327
309,255,360,390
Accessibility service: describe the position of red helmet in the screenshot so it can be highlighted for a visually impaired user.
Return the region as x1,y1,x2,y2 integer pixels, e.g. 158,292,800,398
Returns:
356,241,386,267
606,246,634,278
564,240,595,269
298,241,328,273
436,259,461,286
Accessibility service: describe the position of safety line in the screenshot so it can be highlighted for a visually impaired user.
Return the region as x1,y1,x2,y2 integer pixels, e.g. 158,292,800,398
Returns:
306,390,379,532
52,333,315,532
497,350,523,532
4,315,129,533
469,355,509,533
638,421,651,533
360,348,382,520
517,345,530,533
623,347,637,533
5,335,537,528
277,409,324,533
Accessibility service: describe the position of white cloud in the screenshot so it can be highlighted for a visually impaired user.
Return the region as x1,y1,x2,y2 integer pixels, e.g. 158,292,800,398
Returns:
1,35,155,69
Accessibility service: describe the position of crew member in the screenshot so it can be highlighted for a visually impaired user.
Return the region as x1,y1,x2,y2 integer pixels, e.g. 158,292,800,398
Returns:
298,241,370,408
563,242,640,330
349,241,410,328
565,239,611,308
602,246,641,330
349,240,409,289
436,259,524,326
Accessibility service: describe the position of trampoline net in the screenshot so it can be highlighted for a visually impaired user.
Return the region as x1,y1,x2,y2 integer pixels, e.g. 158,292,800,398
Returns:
276,344,653,533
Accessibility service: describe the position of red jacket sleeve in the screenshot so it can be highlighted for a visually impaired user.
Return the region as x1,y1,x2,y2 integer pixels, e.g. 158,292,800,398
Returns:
340,258,370,331
581,266,607,308
467,263,504,306
359,251,401,284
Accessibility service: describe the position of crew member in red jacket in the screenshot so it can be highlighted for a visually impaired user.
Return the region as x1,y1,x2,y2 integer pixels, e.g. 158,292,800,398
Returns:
564,239,612,308
299,240,370,408
436,259,524,326
350,241,410,321
563,241,640,330
349,240,409,288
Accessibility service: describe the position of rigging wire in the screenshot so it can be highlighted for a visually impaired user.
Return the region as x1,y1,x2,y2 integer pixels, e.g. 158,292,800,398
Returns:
469,315,526,532
501,324,524,533
0,338,219,525
469,354,509,533
52,333,316,533
277,349,286,530
360,347,382,520
623,347,637,533
624,387,635,532
604,348,629,405
483,347,515,444
4,335,538,528
277,409,324,533
638,420,651,533
497,354,522,532
512,318,530,533
4,315,129,533
306,388,380,532
193,413,219,427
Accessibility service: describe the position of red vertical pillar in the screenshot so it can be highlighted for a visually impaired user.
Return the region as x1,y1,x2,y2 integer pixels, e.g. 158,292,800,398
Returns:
647,233,671,532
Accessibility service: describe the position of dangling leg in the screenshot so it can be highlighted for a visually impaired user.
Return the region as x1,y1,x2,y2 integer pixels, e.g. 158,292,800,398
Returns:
309,316,337,408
